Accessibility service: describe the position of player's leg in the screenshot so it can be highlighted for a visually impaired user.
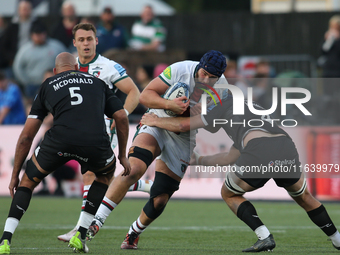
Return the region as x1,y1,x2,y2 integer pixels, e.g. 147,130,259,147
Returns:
0,155,55,254
221,171,276,252
285,174,340,250
57,171,96,242
121,161,181,249
87,133,159,239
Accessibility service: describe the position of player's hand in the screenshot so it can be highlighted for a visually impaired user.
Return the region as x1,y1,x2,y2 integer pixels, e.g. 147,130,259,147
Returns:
141,113,158,126
190,150,201,165
168,96,189,115
110,119,116,130
190,103,202,116
119,156,131,176
9,174,20,198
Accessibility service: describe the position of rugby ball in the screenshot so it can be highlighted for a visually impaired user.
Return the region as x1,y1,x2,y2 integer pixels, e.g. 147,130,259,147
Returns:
163,82,190,116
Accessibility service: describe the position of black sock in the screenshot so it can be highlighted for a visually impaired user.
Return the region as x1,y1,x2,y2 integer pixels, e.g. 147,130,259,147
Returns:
237,201,264,231
78,226,87,240
0,187,32,243
307,204,337,236
84,181,108,215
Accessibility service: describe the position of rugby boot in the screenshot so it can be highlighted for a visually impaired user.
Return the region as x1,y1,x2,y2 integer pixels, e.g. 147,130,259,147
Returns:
0,240,10,254
121,232,139,249
87,221,100,241
68,231,89,253
57,227,77,242
242,234,276,252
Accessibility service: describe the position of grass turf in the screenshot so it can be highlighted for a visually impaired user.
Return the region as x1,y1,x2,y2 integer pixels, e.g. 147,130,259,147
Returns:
0,196,339,254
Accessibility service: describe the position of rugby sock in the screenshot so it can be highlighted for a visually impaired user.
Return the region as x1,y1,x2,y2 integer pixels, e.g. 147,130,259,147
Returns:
237,201,269,240
93,196,117,228
129,217,147,235
128,180,153,193
0,187,32,243
78,181,108,239
329,231,340,248
307,205,338,237
75,184,91,228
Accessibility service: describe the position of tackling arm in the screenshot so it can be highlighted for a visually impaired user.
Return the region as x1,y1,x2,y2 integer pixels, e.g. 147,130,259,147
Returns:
10,118,42,197
141,112,205,133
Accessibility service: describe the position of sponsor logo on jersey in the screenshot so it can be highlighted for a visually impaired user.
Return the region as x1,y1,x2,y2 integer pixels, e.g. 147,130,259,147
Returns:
92,66,102,70
93,71,100,77
181,164,188,173
163,67,171,79
114,63,126,76
58,152,88,162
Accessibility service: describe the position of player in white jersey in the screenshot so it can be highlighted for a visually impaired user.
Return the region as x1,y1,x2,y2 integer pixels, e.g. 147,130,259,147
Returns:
82,50,227,251
57,23,153,243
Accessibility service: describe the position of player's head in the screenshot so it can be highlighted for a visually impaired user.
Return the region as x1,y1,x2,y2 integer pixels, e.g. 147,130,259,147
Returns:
72,23,98,62
196,50,227,86
54,52,78,75
198,50,227,78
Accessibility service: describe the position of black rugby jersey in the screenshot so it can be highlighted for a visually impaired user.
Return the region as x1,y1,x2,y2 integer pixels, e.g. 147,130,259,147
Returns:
202,92,289,150
29,70,123,146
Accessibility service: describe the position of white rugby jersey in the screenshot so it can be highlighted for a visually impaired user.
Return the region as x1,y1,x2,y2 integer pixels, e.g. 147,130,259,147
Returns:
150,60,228,138
77,53,128,91
153,60,227,115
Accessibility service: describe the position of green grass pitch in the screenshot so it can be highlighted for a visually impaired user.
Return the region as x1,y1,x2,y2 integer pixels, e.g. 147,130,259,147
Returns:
0,196,339,254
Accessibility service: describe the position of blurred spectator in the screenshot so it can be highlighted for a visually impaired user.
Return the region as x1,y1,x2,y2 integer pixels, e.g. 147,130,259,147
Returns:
1,1,36,75
0,71,26,125
255,59,272,77
132,64,154,116
319,15,340,94
13,21,66,103
320,15,340,77
50,1,79,52
224,60,238,85
153,63,168,78
129,5,166,51
96,7,128,54
224,60,249,97
136,64,154,91
0,16,8,70
80,16,96,25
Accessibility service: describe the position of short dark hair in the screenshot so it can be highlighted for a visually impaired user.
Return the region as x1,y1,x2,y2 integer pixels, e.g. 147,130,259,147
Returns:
30,21,47,34
72,23,97,38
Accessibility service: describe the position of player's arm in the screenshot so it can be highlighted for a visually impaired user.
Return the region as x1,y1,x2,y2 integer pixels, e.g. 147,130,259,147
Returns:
141,112,204,132
114,77,140,115
10,118,42,197
105,92,131,176
195,145,240,166
139,77,189,115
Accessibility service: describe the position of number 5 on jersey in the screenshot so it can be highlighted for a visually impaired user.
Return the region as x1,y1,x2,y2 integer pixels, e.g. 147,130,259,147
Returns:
69,87,83,105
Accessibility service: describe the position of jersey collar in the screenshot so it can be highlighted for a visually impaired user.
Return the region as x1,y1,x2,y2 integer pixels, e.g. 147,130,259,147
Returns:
78,53,99,67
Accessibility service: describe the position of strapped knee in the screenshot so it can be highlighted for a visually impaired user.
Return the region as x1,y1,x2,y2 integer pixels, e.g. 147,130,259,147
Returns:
288,177,307,197
25,158,48,183
143,172,180,219
128,146,153,167
224,172,245,195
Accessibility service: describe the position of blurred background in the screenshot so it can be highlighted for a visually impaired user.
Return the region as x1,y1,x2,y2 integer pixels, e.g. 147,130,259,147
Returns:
0,0,340,200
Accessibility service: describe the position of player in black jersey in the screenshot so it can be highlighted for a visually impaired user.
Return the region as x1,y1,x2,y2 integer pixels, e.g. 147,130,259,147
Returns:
140,90,340,252
0,52,130,254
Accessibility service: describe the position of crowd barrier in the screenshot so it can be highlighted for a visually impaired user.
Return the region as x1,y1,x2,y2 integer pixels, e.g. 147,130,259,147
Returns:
0,125,339,200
